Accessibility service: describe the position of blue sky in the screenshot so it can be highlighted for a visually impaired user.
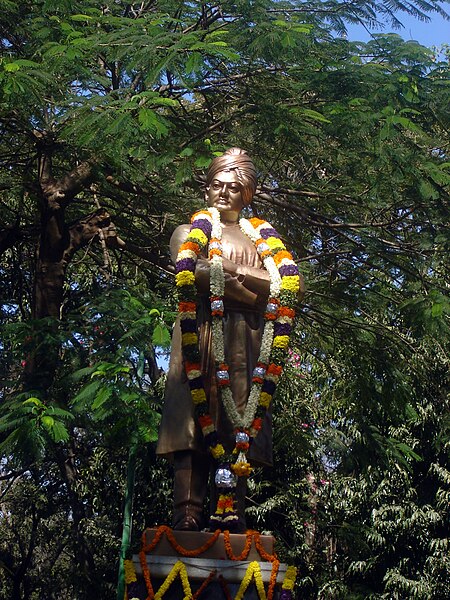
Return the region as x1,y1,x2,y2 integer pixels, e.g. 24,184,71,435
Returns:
346,9,449,47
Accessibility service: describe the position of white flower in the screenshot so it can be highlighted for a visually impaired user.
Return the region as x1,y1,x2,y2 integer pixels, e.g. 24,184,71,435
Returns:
209,207,222,239
187,369,202,379
259,322,274,363
222,387,244,428
277,257,296,268
243,385,262,428
177,248,198,260
180,311,197,320
211,319,225,362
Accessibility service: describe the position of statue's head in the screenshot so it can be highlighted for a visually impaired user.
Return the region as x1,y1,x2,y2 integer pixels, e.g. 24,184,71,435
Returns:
206,148,257,207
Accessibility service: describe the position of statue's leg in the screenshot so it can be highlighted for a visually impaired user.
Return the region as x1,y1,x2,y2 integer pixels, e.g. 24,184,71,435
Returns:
172,450,210,531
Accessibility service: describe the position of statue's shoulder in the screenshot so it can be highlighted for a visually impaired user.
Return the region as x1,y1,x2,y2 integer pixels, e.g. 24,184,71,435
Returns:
169,223,191,262
171,223,190,238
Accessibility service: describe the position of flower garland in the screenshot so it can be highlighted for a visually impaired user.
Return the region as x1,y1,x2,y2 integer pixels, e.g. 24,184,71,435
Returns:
124,559,137,584
235,561,267,600
137,526,295,600
218,574,233,600
154,561,192,600
175,208,300,529
141,525,221,558
124,559,140,600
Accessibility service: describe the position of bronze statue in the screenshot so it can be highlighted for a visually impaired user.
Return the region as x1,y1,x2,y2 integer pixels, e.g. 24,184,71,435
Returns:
156,148,302,532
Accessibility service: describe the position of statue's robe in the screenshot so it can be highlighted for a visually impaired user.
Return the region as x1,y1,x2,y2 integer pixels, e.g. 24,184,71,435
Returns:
156,222,272,466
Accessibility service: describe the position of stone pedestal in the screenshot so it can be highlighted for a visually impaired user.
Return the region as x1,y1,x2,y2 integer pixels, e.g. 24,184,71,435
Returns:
129,527,287,600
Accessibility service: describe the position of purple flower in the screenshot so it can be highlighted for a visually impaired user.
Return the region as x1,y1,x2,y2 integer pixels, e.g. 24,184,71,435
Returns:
176,257,196,273
188,376,204,390
262,380,276,395
274,322,292,336
279,264,299,276
259,227,279,239
180,319,196,333
280,590,293,600
204,431,218,447
191,218,212,237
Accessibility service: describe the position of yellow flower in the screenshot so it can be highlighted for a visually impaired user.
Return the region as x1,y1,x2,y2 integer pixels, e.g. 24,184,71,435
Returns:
210,443,225,459
266,236,286,250
282,565,297,590
235,562,263,600
176,271,195,286
273,335,290,349
191,388,206,404
181,332,198,346
231,462,253,477
189,228,208,246
154,562,192,600
280,275,300,292
259,392,272,408
123,559,137,584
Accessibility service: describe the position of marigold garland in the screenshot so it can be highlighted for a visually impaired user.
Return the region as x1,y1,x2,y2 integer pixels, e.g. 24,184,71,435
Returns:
268,559,280,599
235,561,266,600
192,569,217,599
175,207,300,529
141,526,221,558
139,547,154,599
153,561,192,600
218,574,233,600
253,531,277,563
223,529,253,561
138,526,293,600
124,559,137,585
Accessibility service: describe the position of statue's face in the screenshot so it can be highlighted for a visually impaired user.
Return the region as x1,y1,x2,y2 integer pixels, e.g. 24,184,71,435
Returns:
206,170,244,218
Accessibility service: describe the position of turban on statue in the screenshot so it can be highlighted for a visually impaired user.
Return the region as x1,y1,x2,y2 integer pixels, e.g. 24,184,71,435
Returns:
206,148,257,206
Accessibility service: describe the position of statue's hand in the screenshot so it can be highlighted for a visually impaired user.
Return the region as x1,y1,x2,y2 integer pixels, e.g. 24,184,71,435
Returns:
223,272,259,306
222,257,270,306
195,257,211,294
195,259,257,306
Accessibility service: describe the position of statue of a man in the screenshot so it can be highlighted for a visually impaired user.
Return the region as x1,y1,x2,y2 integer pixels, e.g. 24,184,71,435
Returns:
156,148,301,532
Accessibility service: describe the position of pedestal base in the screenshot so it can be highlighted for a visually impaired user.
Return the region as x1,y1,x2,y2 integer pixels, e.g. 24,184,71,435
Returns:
128,527,290,600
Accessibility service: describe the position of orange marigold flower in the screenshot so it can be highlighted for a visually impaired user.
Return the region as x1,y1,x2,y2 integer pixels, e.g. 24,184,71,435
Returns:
236,441,250,452
179,301,197,313
278,306,296,318
198,415,213,428
267,363,283,376
180,241,200,254
252,417,263,431
249,217,266,228
184,360,201,372
273,250,293,265
217,496,234,510
264,313,277,321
